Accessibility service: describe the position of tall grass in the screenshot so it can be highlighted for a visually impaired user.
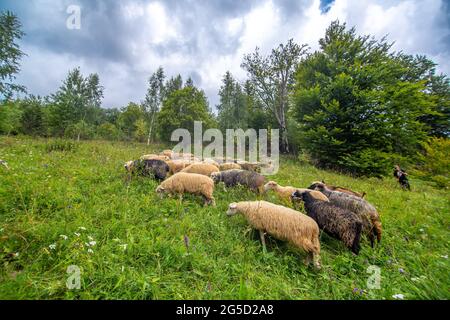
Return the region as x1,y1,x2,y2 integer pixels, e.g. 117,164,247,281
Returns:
0,136,448,299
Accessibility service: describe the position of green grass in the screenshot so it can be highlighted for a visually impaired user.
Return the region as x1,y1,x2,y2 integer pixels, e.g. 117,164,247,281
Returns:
0,136,448,299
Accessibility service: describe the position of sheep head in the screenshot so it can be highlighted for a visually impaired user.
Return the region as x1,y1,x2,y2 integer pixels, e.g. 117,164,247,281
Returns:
210,172,221,183
263,181,278,192
155,186,165,198
124,160,134,172
308,181,326,191
226,203,238,216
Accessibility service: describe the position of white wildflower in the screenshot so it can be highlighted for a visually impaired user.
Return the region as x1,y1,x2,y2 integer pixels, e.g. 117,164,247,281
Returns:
119,244,128,251
59,235,68,240
87,248,94,254
88,236,94,241
89,241,96,246
49,244,56,250
13,252,19,257
441,255,448,259
392,294,405,300
74,232,80,237
78,227,87,231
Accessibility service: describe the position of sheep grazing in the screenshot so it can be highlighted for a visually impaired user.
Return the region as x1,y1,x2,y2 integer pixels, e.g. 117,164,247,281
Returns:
219,162,242,171
202,158,220,168
160,150,176,159
124,159,169,180
310,181,366,198
211,169,266,194
140,154,170,161
156,172,215,206
237,161,261,173
165,159,192,175
181,163,219,177
308,182,382,245
291,190,363,255
226,201,321,269
264,181,328,202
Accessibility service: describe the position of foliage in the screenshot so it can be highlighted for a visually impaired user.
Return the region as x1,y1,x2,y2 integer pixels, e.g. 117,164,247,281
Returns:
0,100,22,135
413,137,450,188
291,21,435,177
0,11,26,99
157,86,216,142
217,71,248,130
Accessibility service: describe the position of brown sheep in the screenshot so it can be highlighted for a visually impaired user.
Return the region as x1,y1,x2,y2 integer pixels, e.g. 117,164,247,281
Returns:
156,172,215,206
227,201,321,269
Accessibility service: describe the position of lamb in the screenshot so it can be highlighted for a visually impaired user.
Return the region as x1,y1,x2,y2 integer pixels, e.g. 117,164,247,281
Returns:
310,181,366,198
264,181,329,202
140,154,170,161
181,163,219,177
219,162,242,171
211,169,266,194
226,201,321,269
291,190,363,255
156,172,215,206
124,159,169,180
308,182,382,244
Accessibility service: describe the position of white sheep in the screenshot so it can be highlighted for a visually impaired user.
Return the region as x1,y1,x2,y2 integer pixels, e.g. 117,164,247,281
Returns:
227,200,321,269
181,162,219,177
264,181,329,202
156,172,215,206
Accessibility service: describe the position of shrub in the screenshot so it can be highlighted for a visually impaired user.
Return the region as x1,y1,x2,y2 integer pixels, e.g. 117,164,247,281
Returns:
414,137,450,188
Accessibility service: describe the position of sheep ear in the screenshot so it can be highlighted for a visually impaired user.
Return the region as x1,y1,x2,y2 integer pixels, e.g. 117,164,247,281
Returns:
229,203,237,209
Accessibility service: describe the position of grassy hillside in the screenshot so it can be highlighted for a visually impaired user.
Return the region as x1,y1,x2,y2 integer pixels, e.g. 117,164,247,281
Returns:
0,136,448,299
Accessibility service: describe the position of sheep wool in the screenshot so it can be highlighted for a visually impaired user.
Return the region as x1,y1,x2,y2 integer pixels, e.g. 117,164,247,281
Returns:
264,181,329,202
165,159,192,175
227,201,321,268
124,159,169,180
219,162,242,171
156,172,215,206
292,190,363,254
310,181,366,198
181,163,219,177
309,182,382,244
211,169,266,194
140,154,170,161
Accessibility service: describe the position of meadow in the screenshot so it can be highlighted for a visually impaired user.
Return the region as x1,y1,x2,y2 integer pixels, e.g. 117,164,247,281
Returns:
0,136,448,299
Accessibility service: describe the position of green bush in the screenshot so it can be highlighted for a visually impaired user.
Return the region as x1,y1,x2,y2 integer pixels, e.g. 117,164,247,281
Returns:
414,137,450,188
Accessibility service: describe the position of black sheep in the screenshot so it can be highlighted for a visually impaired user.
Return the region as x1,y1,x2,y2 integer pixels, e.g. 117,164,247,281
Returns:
210,169,266,194
125,159,169,180
291,190,363,255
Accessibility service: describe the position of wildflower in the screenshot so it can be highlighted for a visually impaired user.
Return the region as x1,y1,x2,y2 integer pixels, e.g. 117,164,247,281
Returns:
78,227,87,231
399,268,405,274
13,252,19,257
49,244,56,250
87,248,94,254
392,294,405,300
60,235,68,240
419,228,424,232
119,244,128,251
441,255,448,259
87,236,94,241
74,232,80,237
89,241,96,247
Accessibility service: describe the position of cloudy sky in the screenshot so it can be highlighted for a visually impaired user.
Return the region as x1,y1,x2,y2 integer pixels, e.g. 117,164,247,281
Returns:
1,0,449,110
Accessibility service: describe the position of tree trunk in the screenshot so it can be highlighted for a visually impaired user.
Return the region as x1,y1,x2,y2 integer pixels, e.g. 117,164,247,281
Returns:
147,113,155,145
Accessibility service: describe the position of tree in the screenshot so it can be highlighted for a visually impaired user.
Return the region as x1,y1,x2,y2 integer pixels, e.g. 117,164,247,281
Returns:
143,67,165,144
49,67,104,136
19,95,45,136
134,118,147,142
0,100,22,135
117,102,145,140
157,86,215,142
241,39,308,152
164,74,183,98
0,11,26,99
216,71,248,130
291,21,435,177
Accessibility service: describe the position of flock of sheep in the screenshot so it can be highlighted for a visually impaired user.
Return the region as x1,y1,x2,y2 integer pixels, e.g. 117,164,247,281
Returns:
124,150,382,270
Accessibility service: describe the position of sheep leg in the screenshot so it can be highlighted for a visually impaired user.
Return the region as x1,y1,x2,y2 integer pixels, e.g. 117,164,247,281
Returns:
259,230,267,253
313,253,321,270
